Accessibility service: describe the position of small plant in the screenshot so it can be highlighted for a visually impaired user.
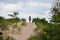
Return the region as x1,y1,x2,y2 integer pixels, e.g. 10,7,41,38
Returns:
0,17,9,30
21,18,26,26
6,36,15,40
21,18,26,21
13,24,17,28
21,22,26,26
0,36,3,40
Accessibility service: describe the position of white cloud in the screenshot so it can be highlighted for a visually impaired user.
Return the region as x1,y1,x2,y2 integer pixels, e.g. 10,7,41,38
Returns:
3,4,17,10
0,3,18,11
0,1,51,12
39,2,51,8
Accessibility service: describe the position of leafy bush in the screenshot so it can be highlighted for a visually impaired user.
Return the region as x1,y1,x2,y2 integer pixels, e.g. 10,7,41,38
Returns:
21,18,26,26
0,17,9,30
28,35,40,40
6,18,20,23
21,18,26,22
21,22,26,26
32,18,48,31
32,18,48,25
6,36,15,40
0,36,3,40
43,24,60,40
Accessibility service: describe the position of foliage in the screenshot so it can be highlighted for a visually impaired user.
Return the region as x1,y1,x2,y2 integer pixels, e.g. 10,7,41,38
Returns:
0,36,3,40
8,12,18,18
28,35,40,40
21,18,26,22
6,18,20,23
0,17,8,30
32,18,48,25
6,36,15,40
21,18,26,26
8,11,20,23
32,18,48,30
13,12,18,17
43,24,60,40
13,23,18,28
0,36,15,40
21,22,26,26
51,7,60,24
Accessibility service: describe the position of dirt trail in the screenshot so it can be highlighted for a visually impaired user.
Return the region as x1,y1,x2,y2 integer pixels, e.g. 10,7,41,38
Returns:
8,23,36,40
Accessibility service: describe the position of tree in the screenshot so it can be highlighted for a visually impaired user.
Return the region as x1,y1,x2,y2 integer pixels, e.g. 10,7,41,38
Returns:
51,7,60,24
8,11,20,23
8,12,18,18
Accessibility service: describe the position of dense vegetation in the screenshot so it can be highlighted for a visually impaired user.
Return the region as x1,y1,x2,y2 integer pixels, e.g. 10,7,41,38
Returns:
32,18,48,30
0,17,9,30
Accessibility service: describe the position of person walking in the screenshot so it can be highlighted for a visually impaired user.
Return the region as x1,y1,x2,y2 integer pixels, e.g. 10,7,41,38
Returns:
29,16,31,22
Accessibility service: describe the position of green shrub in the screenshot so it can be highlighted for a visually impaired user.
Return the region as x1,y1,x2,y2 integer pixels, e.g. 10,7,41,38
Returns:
21,18,26,22
6,18,20,23
0,17,9,30
0,36,3,40
6,36,15,40
21,18,26,26
21,22,26,26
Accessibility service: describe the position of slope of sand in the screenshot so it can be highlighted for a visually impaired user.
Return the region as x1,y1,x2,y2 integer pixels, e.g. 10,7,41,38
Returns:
8,22,36,40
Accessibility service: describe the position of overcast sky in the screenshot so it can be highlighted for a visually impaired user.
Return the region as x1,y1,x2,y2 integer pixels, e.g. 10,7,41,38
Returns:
0,0,52,22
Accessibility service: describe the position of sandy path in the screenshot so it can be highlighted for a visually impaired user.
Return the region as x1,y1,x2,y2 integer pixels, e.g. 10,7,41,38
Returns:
8,23,36,40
